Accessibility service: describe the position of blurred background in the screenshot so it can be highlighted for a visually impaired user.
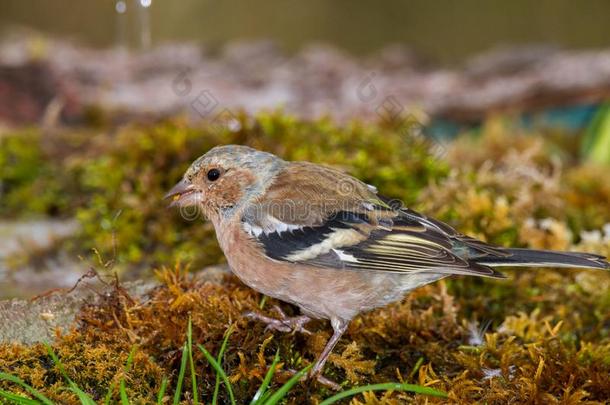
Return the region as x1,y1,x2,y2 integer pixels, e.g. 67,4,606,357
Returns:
1,0,609,299
3,0,610,62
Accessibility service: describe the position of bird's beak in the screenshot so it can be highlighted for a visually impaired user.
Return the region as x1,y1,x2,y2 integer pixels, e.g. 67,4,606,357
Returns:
164,179,196,208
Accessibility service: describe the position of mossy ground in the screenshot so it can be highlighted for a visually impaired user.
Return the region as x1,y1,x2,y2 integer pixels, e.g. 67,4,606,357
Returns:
1,113,609,403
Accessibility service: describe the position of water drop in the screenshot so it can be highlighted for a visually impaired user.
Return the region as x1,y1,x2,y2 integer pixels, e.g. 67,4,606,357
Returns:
115,0,127,14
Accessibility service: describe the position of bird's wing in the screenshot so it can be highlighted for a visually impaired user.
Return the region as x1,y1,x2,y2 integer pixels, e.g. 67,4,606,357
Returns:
241,162,506,278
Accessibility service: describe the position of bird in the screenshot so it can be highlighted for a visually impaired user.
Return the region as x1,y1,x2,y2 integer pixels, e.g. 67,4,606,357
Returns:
165,144,610,386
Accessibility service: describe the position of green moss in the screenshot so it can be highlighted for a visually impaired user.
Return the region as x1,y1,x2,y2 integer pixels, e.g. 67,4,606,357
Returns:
2,112,446,272
1,112,609,402
0,129,68,216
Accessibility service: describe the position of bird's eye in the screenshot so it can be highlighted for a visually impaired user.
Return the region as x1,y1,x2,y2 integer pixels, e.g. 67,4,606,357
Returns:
207,168,221,181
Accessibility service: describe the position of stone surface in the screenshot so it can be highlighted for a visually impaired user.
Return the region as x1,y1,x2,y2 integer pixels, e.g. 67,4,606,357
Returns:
0,220,80,299
0,265,230,345
2,36,610,126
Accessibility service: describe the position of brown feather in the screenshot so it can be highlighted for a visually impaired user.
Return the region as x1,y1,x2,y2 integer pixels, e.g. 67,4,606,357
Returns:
257,161,384,226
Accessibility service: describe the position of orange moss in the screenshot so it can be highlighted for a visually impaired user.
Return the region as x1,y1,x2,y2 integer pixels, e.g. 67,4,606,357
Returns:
1,116,609,403
2,262,608,403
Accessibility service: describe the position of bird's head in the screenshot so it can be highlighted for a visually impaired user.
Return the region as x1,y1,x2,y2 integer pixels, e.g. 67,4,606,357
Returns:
165,145,283,223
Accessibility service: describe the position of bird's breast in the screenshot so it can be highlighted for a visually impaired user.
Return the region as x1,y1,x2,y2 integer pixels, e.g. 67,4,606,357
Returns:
216,222,293,299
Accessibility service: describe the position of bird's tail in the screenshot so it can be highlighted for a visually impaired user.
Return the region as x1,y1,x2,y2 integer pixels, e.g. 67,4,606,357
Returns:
476,248,610,270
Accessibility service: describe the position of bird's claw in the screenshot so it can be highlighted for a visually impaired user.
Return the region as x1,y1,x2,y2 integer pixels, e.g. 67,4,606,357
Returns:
283,368,341,391
312,373,341,391
244,305,312,335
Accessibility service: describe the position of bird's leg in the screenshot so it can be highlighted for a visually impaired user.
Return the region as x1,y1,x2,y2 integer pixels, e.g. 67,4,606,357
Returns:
310,318,349,379
283,368,342,391
245,304,312,335
284,318,350,391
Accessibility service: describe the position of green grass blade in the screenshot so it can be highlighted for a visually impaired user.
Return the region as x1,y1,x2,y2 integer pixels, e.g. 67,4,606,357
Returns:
319,382,448,405
103,387,114,405
44,343,70,382
262,364,311,405
197,344,236,405
213,324,234,405
408,357,424,381
250,350,280,405
119,382,129,405
45,343,96,405
257,391,273,404
172,343,189,405
582,103,610,165
0,389,41,405
66,385,97,405
156,377,168,405
258,296,268,310
187,317,199,405
113,345,138,405
0,372,54,405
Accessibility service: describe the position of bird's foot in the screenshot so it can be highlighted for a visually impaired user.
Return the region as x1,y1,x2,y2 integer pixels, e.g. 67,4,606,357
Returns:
244,305,312,335
283,368,341,391
312,372,341,391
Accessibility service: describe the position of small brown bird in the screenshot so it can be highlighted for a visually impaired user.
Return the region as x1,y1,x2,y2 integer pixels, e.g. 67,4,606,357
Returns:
165,145,610,385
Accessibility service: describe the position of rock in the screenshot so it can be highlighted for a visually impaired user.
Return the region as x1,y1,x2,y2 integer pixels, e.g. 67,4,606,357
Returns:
0,265,230,345
0,220,80,299
3,34,610,128
0,280,153,345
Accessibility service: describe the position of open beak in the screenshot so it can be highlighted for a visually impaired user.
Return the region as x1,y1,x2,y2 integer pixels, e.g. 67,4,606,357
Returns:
164,179,196,208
